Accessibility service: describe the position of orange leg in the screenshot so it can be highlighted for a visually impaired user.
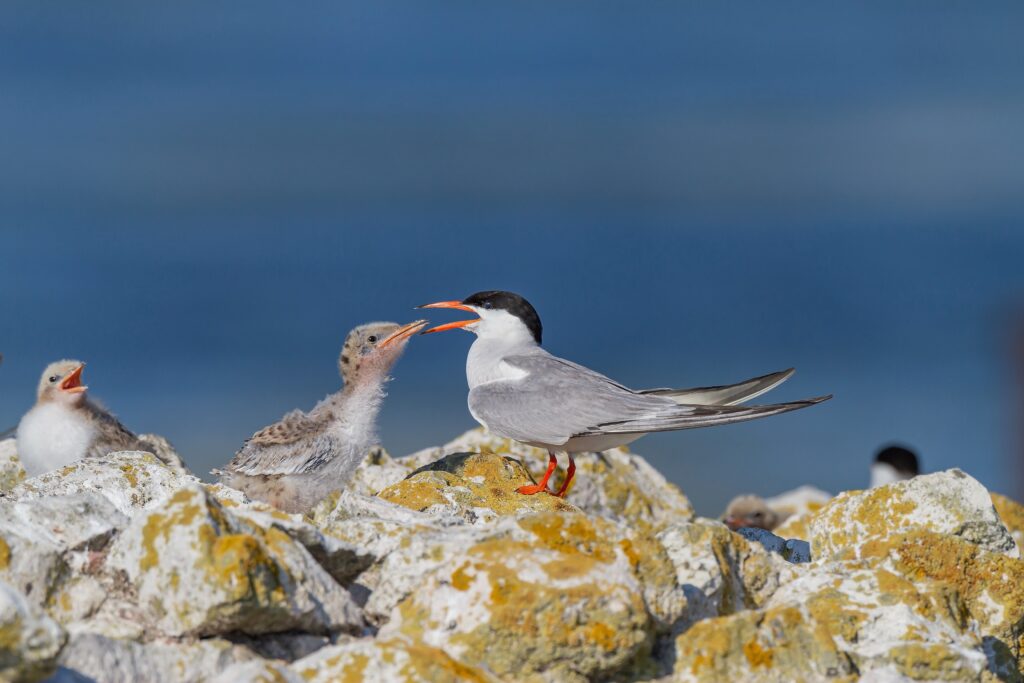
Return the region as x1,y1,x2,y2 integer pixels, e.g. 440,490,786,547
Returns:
517,451,558,495
555,455,576,498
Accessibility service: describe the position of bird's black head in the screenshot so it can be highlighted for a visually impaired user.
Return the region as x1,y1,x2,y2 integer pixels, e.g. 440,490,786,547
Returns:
462,290,543,344
874,445,920,476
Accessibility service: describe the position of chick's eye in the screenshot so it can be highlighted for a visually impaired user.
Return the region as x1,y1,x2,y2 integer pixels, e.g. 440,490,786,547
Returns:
48,376,59,383
367,336,377,344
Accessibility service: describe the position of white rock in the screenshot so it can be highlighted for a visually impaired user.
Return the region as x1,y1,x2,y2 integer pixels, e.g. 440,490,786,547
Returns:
810,469,1018,561
106,484,363,637
0,580,65,682
55,633,256,683
210,659,303,683
8,452,199,516
0,439,26,492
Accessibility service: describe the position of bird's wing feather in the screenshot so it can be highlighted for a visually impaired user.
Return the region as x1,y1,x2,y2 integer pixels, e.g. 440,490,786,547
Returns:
581,395,831,435
85,405,150,457
225,409,329,476
468,352,681,446
638,368,795,406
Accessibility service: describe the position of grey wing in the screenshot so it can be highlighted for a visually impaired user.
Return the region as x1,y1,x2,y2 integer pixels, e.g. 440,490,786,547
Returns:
581,394,831,435
470,353,830,444
225,409,326,476
0,425,16,440
88,410,150,457
469,353,685,446
639,369,794,406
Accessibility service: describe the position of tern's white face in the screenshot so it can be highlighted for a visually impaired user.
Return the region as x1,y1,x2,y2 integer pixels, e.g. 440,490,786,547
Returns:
462,307,536,345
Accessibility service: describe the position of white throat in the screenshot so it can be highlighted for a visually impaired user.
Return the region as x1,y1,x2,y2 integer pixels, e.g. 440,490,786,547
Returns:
465,309,539,389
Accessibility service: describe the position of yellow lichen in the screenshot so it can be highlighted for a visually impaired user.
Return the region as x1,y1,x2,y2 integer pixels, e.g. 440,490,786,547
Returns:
742,639,773,668
0,536,9,570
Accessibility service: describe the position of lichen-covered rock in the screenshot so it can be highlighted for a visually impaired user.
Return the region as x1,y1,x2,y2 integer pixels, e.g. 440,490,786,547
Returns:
403,428,694,528
0,580,65,682
810,469,1018,561
656,520,797,633
136,433,191,477
378,451,578,522
380,511,653,682
674,604,857,682
8,452,198,515
0,439,26,492
56,632,256,683
349,446,414,497
209,659,303,683
290,637,500,683
763,562,989,680
0,492,125,611
106,484,363,637
992,492,1024,551
229,502,374,587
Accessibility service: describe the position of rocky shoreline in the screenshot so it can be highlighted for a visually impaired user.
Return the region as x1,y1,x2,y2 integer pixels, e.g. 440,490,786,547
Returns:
0,432,1022,682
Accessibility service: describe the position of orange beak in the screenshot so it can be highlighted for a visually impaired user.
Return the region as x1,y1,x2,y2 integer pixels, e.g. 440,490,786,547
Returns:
416,300,481,334
61,364,87,393
377,320,429,349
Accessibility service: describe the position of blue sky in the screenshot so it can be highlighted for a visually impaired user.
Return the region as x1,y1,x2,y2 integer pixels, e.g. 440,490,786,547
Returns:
2,2,1023,512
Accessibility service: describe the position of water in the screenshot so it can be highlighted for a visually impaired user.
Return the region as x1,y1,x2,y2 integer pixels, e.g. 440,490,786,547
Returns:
1,2,1023,513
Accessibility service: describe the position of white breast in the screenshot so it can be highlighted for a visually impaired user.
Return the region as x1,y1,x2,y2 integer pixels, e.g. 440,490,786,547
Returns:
17,403,96,477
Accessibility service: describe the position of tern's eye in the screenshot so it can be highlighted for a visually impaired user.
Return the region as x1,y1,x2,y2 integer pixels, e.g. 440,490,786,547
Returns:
482,301,493,309
48,375,59,383
367,335,377,344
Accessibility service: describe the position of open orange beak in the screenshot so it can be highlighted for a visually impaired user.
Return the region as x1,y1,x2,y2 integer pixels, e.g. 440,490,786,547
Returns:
377,320,429,349
60,364,87,393
416,300,481,334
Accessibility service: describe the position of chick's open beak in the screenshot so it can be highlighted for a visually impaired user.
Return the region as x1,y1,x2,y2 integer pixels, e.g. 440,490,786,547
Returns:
416,300,481,334
61,364,87,393
377,320,429,349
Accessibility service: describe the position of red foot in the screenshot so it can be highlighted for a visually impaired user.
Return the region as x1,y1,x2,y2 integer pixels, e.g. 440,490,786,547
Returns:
516,451,558,495
555,455,576,498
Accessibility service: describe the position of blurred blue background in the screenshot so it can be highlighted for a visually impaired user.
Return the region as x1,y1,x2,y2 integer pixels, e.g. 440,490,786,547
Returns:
2,2,1023,514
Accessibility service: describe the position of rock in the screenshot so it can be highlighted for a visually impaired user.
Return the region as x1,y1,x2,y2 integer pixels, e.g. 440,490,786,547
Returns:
209,659,303,683
378,451,578,523
349,446,413,497
56,632,255,683
809,469,1018,562
380,511,653,682
992,491,1024,551
762,561,989,680
290,637,500,683
655,520,796,633
0,492,125,610
402,428,694,528
735,527,811,564
0,580,65,682
0,439,26,492
106,484,363,637
8,452,198,516
229,503,375,587
137,433,191,477
674,604,857,682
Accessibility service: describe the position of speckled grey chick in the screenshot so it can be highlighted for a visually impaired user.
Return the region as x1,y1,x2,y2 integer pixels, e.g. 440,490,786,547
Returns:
218,320,427,513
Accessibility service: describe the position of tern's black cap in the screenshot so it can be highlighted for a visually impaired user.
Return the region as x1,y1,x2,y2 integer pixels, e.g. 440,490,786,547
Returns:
462,290,542,344
874,445,920,476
